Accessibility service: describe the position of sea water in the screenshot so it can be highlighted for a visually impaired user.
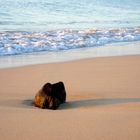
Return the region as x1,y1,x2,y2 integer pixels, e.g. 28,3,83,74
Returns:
0,0,140,68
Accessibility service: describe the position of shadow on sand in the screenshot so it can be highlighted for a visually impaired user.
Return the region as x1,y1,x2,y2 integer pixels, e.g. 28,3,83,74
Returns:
0,99,34,109
0,98,140,110
22,99,34,108
59,98,140,110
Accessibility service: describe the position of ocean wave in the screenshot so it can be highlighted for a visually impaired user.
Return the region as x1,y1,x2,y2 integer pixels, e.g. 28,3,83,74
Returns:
0,27,140,56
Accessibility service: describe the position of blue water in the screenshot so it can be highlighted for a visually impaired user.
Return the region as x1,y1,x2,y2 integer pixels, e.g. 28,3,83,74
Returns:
0,0,140,56
1,0,140,31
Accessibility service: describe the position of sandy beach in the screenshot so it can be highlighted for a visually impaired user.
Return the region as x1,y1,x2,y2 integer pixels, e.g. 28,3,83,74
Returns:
0,55,140,140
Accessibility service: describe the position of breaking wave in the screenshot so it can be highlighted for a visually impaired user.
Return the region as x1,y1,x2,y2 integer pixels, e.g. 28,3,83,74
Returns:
0,27,140,56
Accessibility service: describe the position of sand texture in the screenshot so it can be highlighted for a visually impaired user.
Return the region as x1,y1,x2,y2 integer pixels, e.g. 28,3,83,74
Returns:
0,55,140,140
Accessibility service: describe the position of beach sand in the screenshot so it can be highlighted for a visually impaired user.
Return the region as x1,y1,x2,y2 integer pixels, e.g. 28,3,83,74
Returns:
0,55,140,140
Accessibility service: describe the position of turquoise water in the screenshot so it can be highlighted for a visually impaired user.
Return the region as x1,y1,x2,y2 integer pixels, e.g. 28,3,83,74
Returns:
0,0,140,59
0,0,140,31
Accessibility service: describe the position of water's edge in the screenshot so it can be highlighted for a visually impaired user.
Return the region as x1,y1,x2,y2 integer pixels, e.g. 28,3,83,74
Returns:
0,27,140,56
0,41,140,69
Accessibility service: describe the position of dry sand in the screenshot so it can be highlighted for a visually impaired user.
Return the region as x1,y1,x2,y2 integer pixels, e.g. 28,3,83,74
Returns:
0,55,140,140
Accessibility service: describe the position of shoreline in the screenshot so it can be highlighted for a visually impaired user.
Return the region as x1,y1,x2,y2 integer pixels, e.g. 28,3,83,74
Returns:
0,41,140,69
1,54,140,70
0,55,140,140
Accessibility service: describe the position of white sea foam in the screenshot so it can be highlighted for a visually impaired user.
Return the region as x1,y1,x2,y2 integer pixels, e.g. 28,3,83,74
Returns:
0,41,140,69
0,0,140,68
0,28,140,56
